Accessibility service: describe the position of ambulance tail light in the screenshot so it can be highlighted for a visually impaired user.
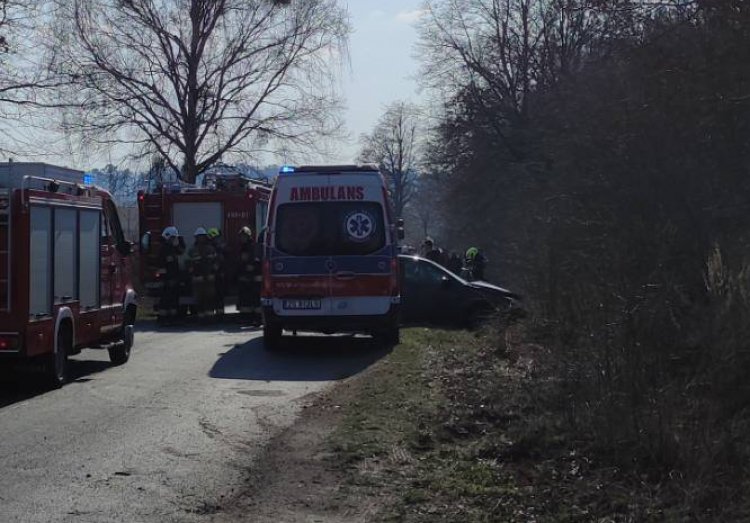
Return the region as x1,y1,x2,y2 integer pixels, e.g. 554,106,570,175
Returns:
0,334,20,351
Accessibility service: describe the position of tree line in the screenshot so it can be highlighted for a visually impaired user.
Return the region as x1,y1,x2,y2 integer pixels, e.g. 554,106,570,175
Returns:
406,0,750,516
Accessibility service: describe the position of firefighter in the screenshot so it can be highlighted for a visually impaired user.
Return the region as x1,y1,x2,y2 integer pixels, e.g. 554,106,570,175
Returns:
208,227,226,317
156,226,184,323
422,237,446,266
464,247,488,281
236,226,262,325
188,227,218,320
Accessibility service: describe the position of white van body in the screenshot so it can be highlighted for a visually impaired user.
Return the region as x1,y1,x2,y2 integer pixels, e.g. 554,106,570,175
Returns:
262,165,401,347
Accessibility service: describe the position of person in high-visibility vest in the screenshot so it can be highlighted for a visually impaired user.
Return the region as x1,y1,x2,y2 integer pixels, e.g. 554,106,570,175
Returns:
156,226,184,322
187,227,218,320
207,227,226,318
236,226,262,325
464,247,488,281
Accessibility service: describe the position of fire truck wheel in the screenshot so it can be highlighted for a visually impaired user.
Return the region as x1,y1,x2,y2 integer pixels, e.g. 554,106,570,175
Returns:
263,322,282,351
46,324,71,388
109,307,135,365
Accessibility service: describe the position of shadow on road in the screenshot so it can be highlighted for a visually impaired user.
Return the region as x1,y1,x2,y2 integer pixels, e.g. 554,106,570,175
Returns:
0,358,113,409
136,316,257,335
209,334,391,382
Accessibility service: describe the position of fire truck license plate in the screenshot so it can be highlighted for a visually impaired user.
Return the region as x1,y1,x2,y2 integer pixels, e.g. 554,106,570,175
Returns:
283,299,322,310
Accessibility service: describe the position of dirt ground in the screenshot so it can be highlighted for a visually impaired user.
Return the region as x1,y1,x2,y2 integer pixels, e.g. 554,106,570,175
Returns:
214,381,381,523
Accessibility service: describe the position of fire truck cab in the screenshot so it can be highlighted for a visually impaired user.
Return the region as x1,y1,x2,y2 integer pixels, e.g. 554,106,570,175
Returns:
137,166,271,307
0,162,137,387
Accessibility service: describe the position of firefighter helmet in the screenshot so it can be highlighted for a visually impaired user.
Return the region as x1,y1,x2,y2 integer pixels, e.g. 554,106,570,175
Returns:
162,226,179,240
239,226,253,238
465,247,479,260
194,227,208,237
207,227,220,238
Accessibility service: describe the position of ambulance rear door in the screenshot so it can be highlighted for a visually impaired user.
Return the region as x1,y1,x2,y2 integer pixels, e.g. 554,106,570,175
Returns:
269,174,333,317
325,173,392,317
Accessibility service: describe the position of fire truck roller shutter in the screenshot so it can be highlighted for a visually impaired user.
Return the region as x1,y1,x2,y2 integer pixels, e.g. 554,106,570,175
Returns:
29,206,52,317
172,202,222,252
54,208,78,304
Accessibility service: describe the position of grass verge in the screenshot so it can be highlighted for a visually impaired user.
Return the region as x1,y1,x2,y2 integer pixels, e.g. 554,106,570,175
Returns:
327,327,673,522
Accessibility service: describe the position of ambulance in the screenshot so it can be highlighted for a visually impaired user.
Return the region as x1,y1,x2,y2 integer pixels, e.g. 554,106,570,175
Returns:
0,162,137,386
262,165,404,349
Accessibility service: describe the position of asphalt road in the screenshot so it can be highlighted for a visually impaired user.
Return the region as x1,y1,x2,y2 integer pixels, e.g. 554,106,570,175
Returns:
0,322,388,522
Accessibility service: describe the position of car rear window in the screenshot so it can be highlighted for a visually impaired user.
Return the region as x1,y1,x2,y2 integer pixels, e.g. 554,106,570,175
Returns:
275,202,386,256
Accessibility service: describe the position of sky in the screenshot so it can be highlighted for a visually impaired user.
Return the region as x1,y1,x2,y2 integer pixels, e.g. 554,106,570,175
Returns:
334,0,426,163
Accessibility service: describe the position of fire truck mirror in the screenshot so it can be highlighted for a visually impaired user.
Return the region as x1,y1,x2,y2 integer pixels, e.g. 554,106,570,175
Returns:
140,232,151,254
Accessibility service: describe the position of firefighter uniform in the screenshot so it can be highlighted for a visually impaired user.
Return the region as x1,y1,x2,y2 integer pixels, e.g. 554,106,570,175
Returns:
156,226,184,321
236,227,262,324
188,228,218,319
208,228,226,317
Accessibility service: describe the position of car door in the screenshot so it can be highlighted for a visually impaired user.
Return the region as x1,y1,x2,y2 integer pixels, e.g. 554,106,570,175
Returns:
400,258,447,324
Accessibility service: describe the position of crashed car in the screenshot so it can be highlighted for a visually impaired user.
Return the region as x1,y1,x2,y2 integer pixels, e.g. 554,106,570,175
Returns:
398,254,522,328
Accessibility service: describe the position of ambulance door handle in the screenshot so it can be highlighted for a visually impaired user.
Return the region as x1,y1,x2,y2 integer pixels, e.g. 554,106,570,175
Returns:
334,271,356,280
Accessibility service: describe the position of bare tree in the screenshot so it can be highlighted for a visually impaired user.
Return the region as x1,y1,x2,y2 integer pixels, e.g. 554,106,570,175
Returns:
91,163,139,203
358,102,422,220
51,0,349,183
0,2,83,155
418,0,626,161
407,173,442,239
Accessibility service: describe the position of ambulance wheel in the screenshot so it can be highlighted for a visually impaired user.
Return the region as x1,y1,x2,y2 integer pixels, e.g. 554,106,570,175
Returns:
263,322,282,351
46,324,71,388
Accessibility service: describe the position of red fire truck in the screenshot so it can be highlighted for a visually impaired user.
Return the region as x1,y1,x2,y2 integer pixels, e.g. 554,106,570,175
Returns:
0,162,137,387
137,167,271,306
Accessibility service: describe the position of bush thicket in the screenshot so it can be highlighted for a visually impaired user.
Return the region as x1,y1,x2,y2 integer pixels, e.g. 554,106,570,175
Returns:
420,0,750,515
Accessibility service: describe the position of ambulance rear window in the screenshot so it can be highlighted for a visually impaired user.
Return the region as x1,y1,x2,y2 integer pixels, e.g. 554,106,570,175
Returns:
275,202,386,256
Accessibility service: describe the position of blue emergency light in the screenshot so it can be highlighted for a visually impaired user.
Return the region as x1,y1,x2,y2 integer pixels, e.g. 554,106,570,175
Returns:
279,165,295,174
83,173,94,185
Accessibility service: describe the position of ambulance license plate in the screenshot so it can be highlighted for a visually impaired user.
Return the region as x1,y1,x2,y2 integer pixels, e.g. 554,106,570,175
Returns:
283,299,322,310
